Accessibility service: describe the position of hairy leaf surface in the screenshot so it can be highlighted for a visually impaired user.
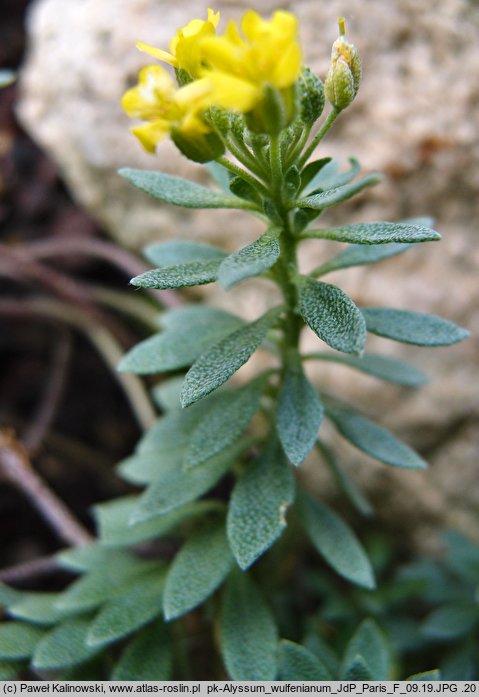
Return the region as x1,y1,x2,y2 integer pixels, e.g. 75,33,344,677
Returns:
298,277,366,355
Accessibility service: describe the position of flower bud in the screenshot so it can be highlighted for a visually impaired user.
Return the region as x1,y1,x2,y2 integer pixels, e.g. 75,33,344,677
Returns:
171,129,224,163
324,18,361,112
298,67,325,125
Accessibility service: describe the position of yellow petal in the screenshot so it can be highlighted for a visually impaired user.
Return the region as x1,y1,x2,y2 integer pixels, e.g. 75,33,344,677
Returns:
131,120,170,152
272,42,302,88
206,71,261,112
136,41,177,67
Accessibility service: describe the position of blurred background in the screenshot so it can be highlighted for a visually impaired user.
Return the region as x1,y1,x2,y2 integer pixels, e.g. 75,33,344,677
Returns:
1,0,478,585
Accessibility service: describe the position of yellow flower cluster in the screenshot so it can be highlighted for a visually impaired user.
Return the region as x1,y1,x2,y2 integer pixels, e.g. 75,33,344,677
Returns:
122,8,302,154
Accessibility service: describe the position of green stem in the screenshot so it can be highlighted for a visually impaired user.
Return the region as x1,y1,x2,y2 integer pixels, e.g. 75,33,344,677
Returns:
227,134,268,181
297,107,340,169
216,155,269,198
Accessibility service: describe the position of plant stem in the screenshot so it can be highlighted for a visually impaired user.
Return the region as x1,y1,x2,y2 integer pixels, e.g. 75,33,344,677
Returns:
0,428,93,547
297,107,340,169
216,156,269,197
268,135,302,360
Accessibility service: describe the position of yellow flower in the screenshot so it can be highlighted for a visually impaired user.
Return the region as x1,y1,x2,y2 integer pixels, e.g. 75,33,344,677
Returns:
121,64,214,153
200,10,302,113
136,8,220,78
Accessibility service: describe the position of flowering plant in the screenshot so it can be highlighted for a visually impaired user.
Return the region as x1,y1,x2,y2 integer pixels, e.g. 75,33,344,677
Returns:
0,8,470,681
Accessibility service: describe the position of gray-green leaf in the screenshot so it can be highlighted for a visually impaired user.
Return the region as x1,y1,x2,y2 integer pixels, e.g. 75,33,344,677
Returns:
184,379,264,468
131,440,247,523
181,307,282,406
218,228,280,289
298,492,375,589
119,169,257,210
220,573,278,680
317,441,373,517
298,277,366,355
325,401,428,469
276,362,324,465
341,619,391,680
306,351,428,387
421,604,479,640
8,593,67,626
130,258,222,290
86,570,166,648
32,617,100,671
278,640,332,680
313,242,414,276
144,240,226,267
0,623,45,660
163,520,233,620
303,221,440,244
95,496,215,547
56,555,159,612
362,308,469,346
119,307,244,374
112,621,171,680
227,440,295,570
295,173,382,210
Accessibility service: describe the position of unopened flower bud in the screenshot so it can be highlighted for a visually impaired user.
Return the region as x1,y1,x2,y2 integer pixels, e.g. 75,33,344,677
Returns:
324,17,361,112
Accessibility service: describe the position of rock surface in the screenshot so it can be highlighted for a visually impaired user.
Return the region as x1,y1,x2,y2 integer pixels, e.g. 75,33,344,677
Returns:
17,0,479,547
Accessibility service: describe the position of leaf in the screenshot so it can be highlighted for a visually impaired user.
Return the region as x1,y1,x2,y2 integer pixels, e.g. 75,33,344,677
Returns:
117,447,185,486
303,221,440,244
298,492,375,589
298,277,366,355
151,376,184,412
144,240,226,267
277,640,332,680
163,520,233,620
119,168,257,210
325,401,428,470
0,623,45,660
313,242,414,276
95,496,216,547
362,308,469,346
119,306,244,374
57,545,126,573
343,655,374,680
86,570,166,648
220,572,278,680
408,670,442,681
181,306,282,406
300,157,332,191
341,619,391,680
276,361,324,465
8,593,67,626
227,440,295,570
56,555,160,612
136,404,206,454
32,617,100,671
217,228,281,288
130,258,222,290
317,441,373,517
303,157,362,195
295,173,382,210
184,378,264,468
0,662,20,680
131,440,248,523
421,604,479,640
306,351,428,386
112,620,171,680
0,583,22,608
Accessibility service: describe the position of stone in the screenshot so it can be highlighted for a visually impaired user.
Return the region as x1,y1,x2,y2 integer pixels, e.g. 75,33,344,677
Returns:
17,0,479,546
